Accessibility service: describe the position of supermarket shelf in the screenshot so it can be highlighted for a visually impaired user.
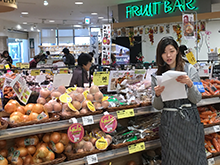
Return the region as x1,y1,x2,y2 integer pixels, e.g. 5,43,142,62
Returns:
204,125,220,135
197,97,220,107
207,156,220,165
58,139,161,165
0,106,158,140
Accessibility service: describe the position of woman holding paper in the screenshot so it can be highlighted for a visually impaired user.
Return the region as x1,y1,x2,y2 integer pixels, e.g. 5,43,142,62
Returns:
151,36,207,165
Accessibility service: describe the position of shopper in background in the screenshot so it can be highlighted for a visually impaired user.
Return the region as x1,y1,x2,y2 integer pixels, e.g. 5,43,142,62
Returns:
2,50,13,67
62,48,75,67
29,55,41,68
70,53,92,87
89,52,95,63
45,51,50,59
179,45,189,63
151,36,207,165
110,53,118,68
0,53,7,65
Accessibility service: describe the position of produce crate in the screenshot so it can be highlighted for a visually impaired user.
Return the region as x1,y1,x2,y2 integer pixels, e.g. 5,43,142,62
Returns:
8,113,60,128
0,117,8,130
39,154,66,165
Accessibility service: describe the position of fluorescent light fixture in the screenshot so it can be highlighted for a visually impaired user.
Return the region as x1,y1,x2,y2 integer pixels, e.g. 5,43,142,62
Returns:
31,27,34,31
44,0,48,6
78,22,83,24
98,17,104,19
51,29,54,31
49,20,55,22
24,29,27,31
91,13,97,15
21,11,28,14
73,25,82,28
37,29,40,32
75,2,83,5
85,17,90,24
16,25,22,30
23,22,27,24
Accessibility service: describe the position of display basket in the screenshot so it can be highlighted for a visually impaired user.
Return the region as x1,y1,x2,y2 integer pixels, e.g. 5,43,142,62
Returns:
59,110,103,120
140,101,152,107
38,154,66,165
145,134,160,141
8,113,60,128
110,137,147,149
65,149,105,161
0,118,8,130
106,103,140,112
202,95,220,99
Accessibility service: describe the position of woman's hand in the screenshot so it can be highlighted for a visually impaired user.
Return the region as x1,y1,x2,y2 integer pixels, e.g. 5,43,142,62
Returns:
176,75,193,88
154,85,165,97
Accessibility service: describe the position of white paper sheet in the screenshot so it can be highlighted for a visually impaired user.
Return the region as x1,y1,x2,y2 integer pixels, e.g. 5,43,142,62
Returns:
156,70,187,102
53,74,72,88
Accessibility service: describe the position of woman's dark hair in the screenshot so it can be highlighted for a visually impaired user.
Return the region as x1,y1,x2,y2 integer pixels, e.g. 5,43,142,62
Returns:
111,53,116,62
179,45,188,57
78,53,92,66
156,36,184,75
34,54,41,60
46,51,50,55
88,52,94,57
2,50,9,57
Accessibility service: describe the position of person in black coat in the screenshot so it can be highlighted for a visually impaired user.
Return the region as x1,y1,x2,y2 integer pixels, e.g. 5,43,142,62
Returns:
62,48,75,67
2,50,13,67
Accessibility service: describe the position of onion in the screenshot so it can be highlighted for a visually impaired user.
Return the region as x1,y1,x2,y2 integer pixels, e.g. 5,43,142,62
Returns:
29,112,39,121
9,115,21,124
12,157,23,165
0,149,8,158
75,140,85,149
16,137,25,147
10,112,23,118
60,133,69,146
37,146,49,158
83,141,95,152
75,93,84,103
105,135,112,144
44,103,53,113
89,85,99,94
86,94,94,101
40,88,51,98
77,149,84,153
33,158,43,164
69,93,76,101
53,103,62,112
45,151,55,161
101,100,110,109
72,101,82,110
24,104,34,115
0,140,7,149
0,157,8,165
90,137,97,145
29,135,39,146
27,145,36,155
20,115,30,123
37,97,46,105
94,92,103,102
16,106,25,114
43,133,51,143
32,104,44,114
80,108,89,114
54,142,64,154
17,147,28,157
50,91,61,98
50,132,61,143
57,86,66,94
64,143,73,152
4,102,17,114
23,154,33,165
76,87,84,93
82,100,89,108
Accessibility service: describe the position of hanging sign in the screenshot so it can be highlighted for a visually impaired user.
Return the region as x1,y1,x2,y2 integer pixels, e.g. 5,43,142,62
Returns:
185,50,197,65
0,0,17,13
183,14,195,39
100,114,117,133
67,123,84,143
90,32,99,64
102,24,111,65
93,71,110,86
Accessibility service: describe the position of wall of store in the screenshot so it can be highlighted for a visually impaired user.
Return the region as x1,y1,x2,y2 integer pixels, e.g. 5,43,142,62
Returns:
142,20,220,62
28,32,40,58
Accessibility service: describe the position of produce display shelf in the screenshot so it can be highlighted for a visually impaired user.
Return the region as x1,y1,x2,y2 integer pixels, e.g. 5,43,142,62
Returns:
58,139,161,165
197,97,220,107
207,156,220,165
0,105,158,140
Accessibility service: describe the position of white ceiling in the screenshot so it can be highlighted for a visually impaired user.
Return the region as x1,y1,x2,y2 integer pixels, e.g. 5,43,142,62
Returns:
0,0,141,29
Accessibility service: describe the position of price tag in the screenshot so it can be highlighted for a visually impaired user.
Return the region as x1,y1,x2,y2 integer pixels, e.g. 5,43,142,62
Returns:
59,93,72,103
117,109,135,119
5,64,10,69
0,64,4,69
67,123,84,143
93,71,109,86
208,158,215,165
102,96,108,101
20,63,30,69
31,69,40,76
135,69,146,74
213,125,220,132
82,115,94,126
128,142,146,154
186,51,197,65
60,68,68,74
45,70,52,75
86,154,98,165
100,114,117,133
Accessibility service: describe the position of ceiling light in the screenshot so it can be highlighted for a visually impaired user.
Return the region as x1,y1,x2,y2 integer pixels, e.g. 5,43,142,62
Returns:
75,2,83,5
23,22,27,24
37,29,40,32
21,11,28,15
44,0,48,6
24,29,27,31
98,17,104,19
31,27,34,31
16,25,22,30
91,13,97,15
49,20,55,22
73,25,82,27
51,29,54,31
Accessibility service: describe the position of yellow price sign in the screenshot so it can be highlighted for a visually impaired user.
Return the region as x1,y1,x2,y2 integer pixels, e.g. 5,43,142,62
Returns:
5,64,10,70
59,93,72,103
102,96,108,101
87,101,95,112
16,63,21,68
31,69,40,76
83,90,89,99
0,64,4,69
128,142,146,154
186,51,197,65
20,63,30,69
93,71,109,86
68,102,77,111
66,87,77,94
60,68,68,74
45,70,53,75
117,109,134,119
